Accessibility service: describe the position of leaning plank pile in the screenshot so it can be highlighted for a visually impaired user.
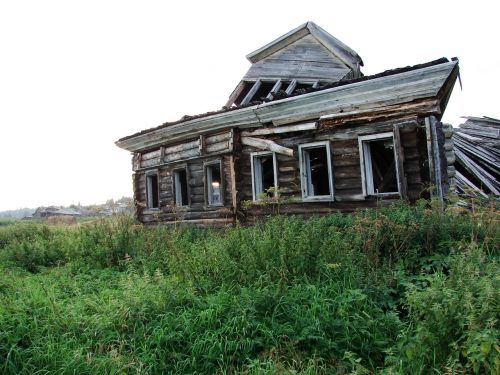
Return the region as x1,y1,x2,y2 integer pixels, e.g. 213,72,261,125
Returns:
453,116,500,197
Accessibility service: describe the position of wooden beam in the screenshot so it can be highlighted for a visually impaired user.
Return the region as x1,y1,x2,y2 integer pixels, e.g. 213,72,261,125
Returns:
393,124,408,199
425,116,444,207
225,81,246,108
240,80,261,106
132,153,141,171
242,122,317,136
241,136,294,157
266,80,282,100
285,79,297,95
199,135,205,155
159,146,165,164
229,155,238,214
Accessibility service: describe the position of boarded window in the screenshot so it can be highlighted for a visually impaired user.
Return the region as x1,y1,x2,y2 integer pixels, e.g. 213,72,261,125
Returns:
299,142,333,200
173,168,189,206
251,152,277,200
146,173,159,209
359,133,400,196
206,162,222,206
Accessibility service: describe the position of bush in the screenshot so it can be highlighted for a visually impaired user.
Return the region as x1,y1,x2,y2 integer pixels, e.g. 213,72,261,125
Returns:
393,245,499,374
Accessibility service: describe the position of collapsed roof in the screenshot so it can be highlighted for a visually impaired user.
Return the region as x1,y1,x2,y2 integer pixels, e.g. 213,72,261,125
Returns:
453,116,500,197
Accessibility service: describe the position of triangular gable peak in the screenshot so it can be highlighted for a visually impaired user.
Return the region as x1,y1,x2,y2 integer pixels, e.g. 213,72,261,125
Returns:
226,21,364,107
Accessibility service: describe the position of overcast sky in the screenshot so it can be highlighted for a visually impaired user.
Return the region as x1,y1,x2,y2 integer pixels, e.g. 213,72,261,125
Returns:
0,0,498,211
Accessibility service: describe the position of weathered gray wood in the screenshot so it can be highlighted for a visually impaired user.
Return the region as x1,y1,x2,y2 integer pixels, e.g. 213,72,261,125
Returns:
393,124,408,199
242,122,317,136
205,132,231,145
266,80,282,100
225,81,247,108
240,80,262,106
206,141,229,154
425,117,435,186
241,136,294,157
116,61,458,152
199,135,205,155
426,116,444,205
245,22,362,71
165,139,199,154
141,149,160,161
285,79,297,95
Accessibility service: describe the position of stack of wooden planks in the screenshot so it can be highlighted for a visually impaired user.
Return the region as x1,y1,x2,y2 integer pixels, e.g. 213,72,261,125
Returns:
453,116,500,197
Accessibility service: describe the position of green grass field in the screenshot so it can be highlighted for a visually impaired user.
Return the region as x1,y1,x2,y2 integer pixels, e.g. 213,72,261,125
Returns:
0,200,498,374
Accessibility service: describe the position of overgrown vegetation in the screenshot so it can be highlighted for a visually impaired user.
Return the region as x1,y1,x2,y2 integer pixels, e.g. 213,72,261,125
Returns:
0,200,498,374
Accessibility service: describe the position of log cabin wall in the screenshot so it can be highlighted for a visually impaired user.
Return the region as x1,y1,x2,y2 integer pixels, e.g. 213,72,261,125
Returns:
237,116,429,222
131,114,454,225
133,130,236,226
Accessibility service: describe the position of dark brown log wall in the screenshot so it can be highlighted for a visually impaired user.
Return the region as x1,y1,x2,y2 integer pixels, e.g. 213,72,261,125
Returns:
133,117,431,225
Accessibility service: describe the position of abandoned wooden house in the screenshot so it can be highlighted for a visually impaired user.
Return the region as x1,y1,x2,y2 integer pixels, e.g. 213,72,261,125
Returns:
116,22,459,225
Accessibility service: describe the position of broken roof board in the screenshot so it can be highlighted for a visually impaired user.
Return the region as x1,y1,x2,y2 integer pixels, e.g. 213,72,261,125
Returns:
246,21,363,71
116,60,459,153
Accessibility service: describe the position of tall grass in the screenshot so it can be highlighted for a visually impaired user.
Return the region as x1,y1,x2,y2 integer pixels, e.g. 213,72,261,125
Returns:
0,200,498,374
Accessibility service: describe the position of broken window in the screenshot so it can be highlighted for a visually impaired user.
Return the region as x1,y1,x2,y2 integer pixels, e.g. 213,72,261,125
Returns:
358,133,400,196
146,172,160,209
173,168,189,206
299,142,333,200
251,152,278,200
206,162,223,206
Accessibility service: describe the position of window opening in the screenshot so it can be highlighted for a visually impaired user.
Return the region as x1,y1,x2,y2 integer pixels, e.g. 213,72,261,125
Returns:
359,133,400,196
146,173,159,209
206,163,222,206
252,153,277,200
299,142,333,200
173,169,189,206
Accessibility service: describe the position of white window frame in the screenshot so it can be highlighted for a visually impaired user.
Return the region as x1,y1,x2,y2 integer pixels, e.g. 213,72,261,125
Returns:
299,141,334,201
172,167,189,207
358,132,401,197
205,160,224,207
145,170,160,209
250,151,278,201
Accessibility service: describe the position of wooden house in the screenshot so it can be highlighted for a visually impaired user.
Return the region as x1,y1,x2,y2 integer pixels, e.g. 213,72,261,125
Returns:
116,22,459,226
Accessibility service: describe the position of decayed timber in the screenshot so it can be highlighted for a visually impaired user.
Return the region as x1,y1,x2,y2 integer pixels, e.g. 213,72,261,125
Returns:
241,136,294,156
117,22,460,226
453,116,500,197
241,122,317,136
116,61,458,152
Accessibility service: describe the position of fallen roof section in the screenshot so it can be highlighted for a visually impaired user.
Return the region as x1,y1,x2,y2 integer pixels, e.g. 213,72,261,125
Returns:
453,116,500,196
116,58,459,152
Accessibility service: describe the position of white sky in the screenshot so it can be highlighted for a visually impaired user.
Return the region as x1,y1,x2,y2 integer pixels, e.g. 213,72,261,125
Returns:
1,0,499,211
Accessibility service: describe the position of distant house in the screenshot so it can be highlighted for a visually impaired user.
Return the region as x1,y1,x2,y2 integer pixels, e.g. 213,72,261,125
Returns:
32,206,83,218
116,21,459,226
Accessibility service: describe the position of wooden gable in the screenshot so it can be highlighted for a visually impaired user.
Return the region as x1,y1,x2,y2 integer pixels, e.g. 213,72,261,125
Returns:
226,22,364,107
243,34,353,81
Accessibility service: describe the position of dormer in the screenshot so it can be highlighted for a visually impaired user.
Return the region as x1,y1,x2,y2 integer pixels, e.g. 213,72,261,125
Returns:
226,21,364,107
